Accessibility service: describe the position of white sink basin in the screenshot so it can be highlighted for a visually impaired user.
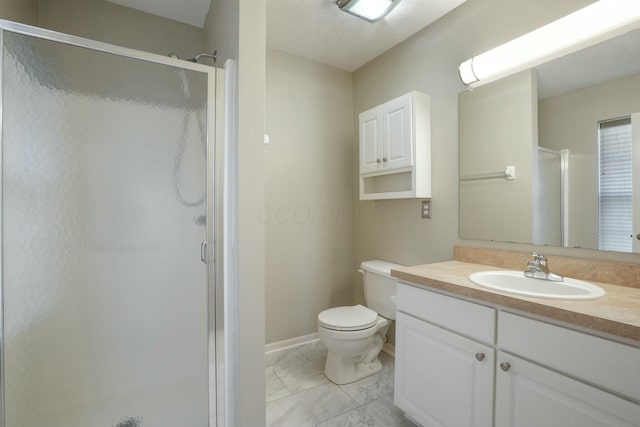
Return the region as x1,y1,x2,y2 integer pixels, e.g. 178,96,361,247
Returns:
468,270,605,300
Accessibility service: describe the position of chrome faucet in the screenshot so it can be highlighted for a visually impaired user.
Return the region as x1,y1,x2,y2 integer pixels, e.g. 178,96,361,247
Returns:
524,252,564,282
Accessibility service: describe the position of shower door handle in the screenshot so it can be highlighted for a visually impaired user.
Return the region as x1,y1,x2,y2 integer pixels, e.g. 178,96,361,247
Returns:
201,240,208,263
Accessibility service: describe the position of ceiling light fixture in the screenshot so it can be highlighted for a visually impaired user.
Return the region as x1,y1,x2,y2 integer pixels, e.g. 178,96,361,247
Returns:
337,0,401,23
458,0,640,87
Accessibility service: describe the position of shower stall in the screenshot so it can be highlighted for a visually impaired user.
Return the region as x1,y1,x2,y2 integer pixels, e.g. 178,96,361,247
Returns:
533,147,569,247
0,20,223,427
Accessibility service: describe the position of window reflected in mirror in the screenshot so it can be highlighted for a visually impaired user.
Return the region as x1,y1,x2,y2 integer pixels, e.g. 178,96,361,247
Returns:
598,117,632,252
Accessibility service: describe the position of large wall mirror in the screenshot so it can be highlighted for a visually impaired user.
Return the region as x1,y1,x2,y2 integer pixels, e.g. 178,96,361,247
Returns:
459,27,640,253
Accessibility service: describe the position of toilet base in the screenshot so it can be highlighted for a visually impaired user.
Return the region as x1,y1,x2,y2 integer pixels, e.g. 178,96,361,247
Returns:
318,314,391,385
324,352,384,385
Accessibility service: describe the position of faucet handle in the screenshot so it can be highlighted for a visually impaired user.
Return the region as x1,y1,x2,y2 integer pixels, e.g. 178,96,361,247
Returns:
531,251,546,262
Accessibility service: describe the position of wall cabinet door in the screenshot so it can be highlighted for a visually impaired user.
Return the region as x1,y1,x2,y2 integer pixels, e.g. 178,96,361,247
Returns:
382,94,413,171
359,107,383,174
395,312,494,427
495,352,640,427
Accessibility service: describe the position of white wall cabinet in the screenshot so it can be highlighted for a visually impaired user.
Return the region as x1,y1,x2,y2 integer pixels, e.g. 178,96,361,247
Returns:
359,91,430,200
395,283,640,427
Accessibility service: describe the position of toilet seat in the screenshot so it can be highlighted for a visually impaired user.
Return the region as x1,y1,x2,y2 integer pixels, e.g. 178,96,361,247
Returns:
318,305,378,331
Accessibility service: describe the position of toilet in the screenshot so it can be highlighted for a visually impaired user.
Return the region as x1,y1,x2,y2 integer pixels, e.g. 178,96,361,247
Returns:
317,260,402,385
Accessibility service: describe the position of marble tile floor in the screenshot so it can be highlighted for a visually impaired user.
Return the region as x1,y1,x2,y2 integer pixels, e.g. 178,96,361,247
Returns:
265,340,416,427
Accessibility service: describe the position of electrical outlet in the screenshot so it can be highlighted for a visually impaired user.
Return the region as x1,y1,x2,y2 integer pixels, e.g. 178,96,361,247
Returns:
422,200,432,219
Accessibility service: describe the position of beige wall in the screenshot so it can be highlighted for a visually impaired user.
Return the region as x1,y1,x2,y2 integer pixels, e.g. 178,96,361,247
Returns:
459,70,537,244
351,0,640,306
236,0,266,424
265,48,354,343
204,0,237,64
0,0,38,25
539,72,640,249
38,0,204,58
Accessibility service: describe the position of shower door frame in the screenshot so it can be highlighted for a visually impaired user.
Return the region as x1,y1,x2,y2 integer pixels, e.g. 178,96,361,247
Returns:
0,19,224,427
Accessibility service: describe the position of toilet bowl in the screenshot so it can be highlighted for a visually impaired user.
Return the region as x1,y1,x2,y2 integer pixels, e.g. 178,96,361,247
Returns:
317,260,402,385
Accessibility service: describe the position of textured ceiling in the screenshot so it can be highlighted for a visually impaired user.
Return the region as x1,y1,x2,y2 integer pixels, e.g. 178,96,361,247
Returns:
106,0,212,27
109,0,467,72
537,28,640,99
267,0,467,71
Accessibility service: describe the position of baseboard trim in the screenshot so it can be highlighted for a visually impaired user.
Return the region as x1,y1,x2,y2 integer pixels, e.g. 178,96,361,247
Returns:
266,333,396,358
265,332,320,354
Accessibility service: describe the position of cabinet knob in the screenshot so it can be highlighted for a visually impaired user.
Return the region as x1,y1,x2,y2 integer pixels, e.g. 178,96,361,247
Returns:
475,353,485,361
376,158,381,163
500,362,511,372
383,157,388,162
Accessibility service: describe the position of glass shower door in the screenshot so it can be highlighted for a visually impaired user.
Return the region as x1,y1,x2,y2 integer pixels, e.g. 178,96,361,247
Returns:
1,29,213,427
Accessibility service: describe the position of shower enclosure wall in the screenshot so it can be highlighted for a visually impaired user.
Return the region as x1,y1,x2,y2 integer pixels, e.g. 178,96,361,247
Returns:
0,20,223,427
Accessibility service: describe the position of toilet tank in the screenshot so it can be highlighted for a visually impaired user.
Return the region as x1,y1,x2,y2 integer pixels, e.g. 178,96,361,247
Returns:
360,260,403,320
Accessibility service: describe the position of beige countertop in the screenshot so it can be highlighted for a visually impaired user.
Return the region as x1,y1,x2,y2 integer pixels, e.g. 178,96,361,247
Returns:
391,261,640,343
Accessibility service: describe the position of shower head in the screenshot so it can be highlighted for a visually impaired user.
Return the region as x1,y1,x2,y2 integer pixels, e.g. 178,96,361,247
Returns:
168,51,217,64
189,52,217,63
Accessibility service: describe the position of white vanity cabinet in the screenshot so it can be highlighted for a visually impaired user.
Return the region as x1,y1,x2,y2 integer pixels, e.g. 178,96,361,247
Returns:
394,284,495,427
495,312,640,427
495,352,639,427
395,283,640,427
359,91,430,200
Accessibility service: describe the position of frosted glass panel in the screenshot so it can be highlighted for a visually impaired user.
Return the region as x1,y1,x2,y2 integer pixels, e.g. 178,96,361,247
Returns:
2,32,210,426
534,150,562,246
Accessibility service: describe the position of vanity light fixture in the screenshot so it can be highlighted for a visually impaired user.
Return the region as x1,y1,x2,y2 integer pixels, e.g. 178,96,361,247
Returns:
336,0,401,23
458,0,640,87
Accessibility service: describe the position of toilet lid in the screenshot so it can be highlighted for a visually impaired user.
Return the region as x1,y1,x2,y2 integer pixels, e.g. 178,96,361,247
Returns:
318,305,379,331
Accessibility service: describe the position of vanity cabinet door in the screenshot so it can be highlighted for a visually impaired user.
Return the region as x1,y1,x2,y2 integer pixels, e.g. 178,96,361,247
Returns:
495,351,640,427
394,312,494,427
